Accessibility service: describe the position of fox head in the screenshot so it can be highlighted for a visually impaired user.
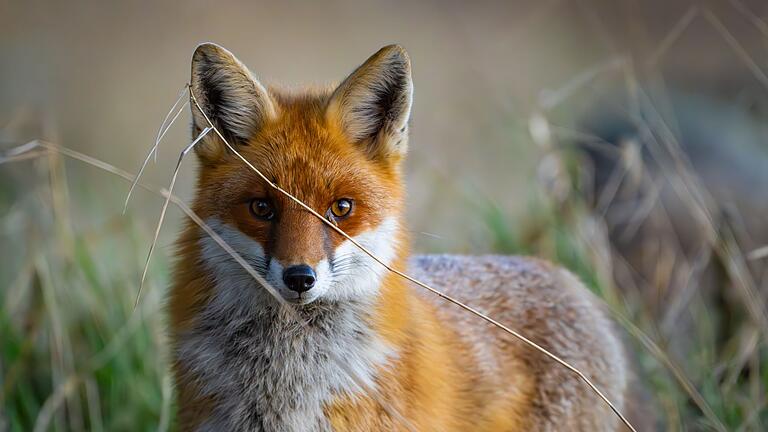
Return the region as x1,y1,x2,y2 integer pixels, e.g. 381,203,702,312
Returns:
188,43,412,306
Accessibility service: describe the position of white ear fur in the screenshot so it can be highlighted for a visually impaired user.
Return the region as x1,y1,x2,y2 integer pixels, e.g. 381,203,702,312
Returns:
326,45,413,160
190,43,276,158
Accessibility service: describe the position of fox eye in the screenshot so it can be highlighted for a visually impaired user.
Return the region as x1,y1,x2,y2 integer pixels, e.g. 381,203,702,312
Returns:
330,199,353,219
249,198,275,220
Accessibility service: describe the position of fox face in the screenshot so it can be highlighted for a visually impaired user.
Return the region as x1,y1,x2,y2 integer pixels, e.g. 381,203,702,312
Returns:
189,43,413,306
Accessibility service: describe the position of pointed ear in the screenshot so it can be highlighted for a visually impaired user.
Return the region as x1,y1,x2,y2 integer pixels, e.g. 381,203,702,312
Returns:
326,45,413,162
190,43,277,161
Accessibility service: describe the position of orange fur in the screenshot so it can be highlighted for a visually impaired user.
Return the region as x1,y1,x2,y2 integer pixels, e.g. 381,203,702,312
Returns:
169,43,637,431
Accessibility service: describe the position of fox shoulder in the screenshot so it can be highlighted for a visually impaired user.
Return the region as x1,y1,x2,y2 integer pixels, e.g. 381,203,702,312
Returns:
408,255,630,431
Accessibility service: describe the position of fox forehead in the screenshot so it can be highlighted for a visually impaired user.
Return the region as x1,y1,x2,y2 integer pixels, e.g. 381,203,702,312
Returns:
200,91,400,201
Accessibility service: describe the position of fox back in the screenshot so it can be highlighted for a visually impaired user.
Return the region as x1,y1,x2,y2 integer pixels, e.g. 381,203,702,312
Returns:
169,43,639,431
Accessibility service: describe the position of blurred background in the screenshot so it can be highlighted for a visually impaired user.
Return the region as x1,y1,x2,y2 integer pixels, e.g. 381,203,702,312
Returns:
3,0,768,430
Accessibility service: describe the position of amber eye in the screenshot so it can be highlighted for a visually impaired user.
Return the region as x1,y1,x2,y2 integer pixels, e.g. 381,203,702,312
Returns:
249,199,275,220
330,199,353,219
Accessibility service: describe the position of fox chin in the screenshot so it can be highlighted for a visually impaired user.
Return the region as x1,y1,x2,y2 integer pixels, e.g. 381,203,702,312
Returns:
169,42,644,431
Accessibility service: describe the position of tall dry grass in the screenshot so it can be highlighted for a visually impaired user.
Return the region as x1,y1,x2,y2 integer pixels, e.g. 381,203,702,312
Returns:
2,3,768,430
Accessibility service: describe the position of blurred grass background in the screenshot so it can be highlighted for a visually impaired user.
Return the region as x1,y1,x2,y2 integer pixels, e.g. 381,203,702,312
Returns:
3,0,768,430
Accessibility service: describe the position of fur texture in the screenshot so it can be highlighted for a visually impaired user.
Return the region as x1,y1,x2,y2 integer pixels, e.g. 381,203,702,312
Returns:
169,43,637,431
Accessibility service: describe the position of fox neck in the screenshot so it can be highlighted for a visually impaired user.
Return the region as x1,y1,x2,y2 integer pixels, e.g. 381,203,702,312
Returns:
172,219,411,431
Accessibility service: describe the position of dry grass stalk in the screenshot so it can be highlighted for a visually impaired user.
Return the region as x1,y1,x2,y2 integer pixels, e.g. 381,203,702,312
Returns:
123,83,189,213
134,126,212,308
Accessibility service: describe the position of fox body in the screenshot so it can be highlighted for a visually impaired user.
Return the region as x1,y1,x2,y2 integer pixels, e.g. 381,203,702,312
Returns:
170,43,632,431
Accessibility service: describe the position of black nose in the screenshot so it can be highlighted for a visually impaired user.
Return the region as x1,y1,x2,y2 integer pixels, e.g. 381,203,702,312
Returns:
283,265,316,293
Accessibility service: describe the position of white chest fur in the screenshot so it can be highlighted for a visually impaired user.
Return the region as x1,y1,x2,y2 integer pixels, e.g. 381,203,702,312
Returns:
175,220,395,431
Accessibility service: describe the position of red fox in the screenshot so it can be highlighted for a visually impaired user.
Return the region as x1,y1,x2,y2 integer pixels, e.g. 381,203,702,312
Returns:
169,43,635,431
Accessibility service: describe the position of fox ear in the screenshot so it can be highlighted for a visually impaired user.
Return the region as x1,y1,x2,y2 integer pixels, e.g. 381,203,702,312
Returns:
190,43,276,161
327,45,413,162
